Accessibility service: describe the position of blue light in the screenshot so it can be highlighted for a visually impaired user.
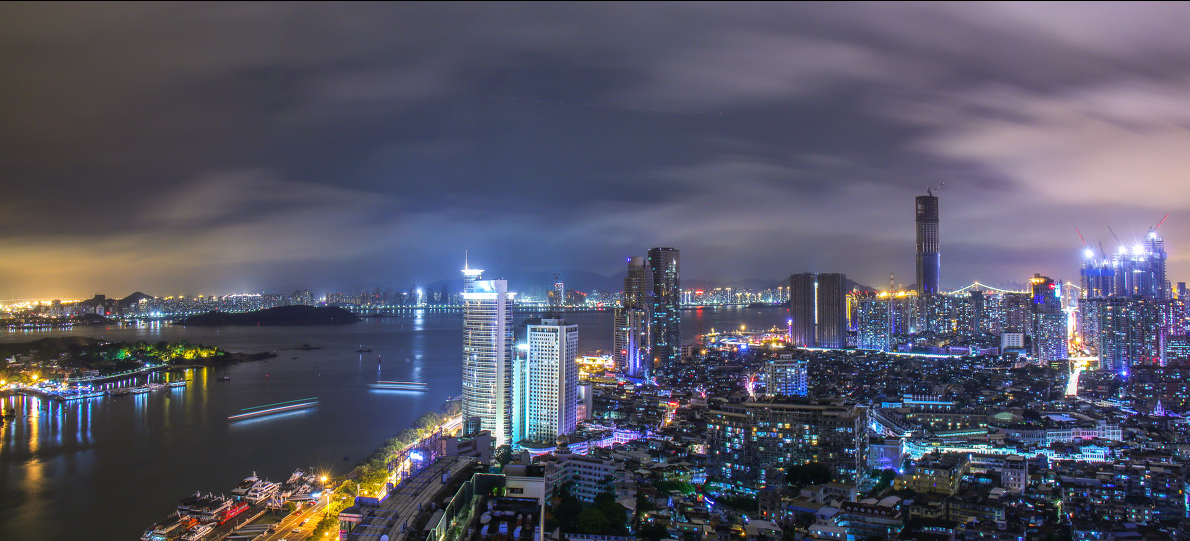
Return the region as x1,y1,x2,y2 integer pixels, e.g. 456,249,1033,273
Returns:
410,450,425,461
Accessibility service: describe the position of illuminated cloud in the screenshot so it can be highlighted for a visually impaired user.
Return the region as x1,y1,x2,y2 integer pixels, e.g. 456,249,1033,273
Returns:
2,3,1190,296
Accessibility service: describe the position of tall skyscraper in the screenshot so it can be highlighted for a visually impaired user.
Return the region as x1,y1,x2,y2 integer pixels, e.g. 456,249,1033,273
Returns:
916,190,941,295
512,318,579,444
461,263,515,446
648,247,681,367
614,256,653,377
789,272,847,348
1030,274,1068,362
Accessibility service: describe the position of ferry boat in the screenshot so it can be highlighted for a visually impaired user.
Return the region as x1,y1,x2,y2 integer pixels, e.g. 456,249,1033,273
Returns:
216,501,250,525
179,522,214,541
369,380,429,391
230,472,280,504
130,386,151,395
168,380,187,388
230,472,261,499
177,492,233,522
286,469,307,485
140,512,196,541
60,390,105,400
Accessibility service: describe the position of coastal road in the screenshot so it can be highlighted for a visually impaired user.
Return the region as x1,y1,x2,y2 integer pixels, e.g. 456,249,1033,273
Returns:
257,500,326,541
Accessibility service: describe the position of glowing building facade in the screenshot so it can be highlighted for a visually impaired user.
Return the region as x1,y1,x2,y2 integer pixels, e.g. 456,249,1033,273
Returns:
1030,274,1068,362
765,357,808,397
613,256,653,377
790,272,847,348
648,247,681,367
461,264,515,446
1078,228,1183,369
512,318,578,444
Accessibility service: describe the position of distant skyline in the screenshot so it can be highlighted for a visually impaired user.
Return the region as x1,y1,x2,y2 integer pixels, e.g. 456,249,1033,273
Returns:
3,3,1189,298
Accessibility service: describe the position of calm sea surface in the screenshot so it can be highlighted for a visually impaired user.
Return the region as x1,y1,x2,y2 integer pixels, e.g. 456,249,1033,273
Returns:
0,306,783,540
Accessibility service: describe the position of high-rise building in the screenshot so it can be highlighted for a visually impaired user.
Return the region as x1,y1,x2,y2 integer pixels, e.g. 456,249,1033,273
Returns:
461,263,515,446
1077,229,1178,366
1030,274,1068,362
789,273,847,348
707,400,869,490
512,318,578,444
915,190,941,295
765,356,808,397
613,308,650,378
614,256,653,377
648,247,681,367
1087,297,1165,371
856,293,891,351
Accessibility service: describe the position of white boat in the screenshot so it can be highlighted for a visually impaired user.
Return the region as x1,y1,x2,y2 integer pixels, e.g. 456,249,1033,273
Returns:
168,380,187,388
179,522,214,541
130,387,151,395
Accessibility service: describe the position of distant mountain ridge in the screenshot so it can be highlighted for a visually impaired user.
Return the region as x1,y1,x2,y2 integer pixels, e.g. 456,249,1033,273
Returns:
175,305,360,326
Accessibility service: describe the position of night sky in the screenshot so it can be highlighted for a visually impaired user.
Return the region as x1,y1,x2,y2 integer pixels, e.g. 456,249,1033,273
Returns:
2,2,1189,298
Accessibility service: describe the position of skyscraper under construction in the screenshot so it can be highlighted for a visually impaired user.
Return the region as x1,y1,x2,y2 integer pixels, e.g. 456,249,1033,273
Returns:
916,189,941,295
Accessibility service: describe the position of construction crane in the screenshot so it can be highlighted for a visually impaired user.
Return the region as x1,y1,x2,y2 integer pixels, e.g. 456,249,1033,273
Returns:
925,182,945,196
1107,226,1122,250
1154,213,1169,232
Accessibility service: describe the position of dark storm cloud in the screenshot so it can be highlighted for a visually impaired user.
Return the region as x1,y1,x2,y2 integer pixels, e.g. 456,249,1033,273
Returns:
3,2,1190,297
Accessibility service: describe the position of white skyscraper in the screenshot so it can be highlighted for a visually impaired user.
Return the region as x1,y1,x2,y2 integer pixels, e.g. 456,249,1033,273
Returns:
461,262,515,446
512,318,578,444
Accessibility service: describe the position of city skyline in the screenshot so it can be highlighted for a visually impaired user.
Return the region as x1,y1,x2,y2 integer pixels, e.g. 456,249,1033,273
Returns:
4,4,1190,298
9,4,1190,541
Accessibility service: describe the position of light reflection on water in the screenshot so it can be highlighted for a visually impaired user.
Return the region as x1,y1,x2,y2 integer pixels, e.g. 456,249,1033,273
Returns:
228,407,315,427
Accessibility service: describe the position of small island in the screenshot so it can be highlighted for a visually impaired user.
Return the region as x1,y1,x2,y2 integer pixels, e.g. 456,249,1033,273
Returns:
174,305,361,326
0,337,276,385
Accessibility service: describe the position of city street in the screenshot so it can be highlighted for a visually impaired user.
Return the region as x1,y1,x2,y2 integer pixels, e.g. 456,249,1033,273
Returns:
256,501,326,541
